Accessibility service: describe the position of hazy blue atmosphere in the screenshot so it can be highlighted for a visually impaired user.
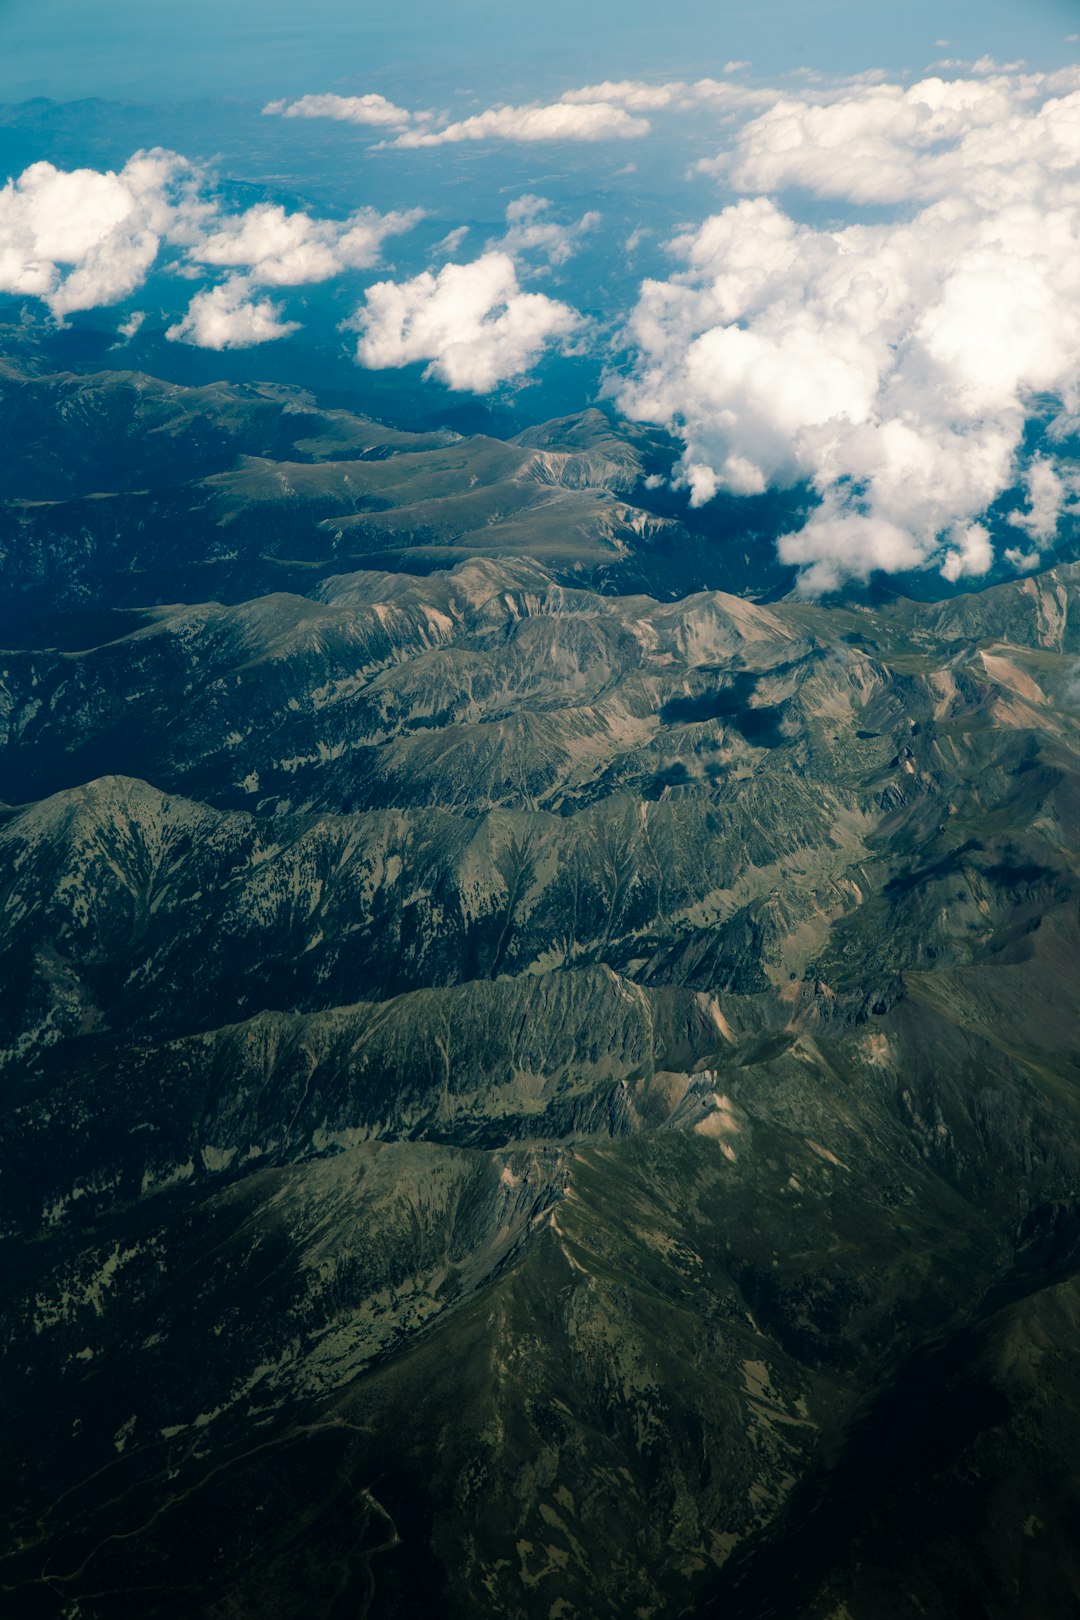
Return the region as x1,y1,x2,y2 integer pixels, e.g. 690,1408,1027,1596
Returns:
2,0,1079,98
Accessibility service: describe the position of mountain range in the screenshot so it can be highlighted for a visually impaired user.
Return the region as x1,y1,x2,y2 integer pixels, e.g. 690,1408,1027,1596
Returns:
1,363,1079,1619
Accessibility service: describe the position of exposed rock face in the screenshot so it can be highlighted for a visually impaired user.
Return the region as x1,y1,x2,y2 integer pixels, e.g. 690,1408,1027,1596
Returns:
1,370,1080,1619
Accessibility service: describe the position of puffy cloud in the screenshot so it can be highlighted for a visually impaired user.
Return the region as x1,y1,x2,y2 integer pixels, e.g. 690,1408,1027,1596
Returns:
0,149,209,318
262,92,412,128
699,69,1080,207
1004,455,1080,571
262,74,768,151
188,202,423,285
562,79,687,111
618,68,1080,591
165,275,300,349
494,195,599,267
938,523,994,583
0,148,425,341
561,77,773,115
392,100,649,148
352,251,582,391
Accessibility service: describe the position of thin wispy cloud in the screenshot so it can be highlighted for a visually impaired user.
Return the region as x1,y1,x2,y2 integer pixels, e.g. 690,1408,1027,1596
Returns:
492,195,600,268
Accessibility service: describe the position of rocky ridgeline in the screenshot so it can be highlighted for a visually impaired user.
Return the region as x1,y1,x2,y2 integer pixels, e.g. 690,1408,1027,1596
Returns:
1,370,1079,1619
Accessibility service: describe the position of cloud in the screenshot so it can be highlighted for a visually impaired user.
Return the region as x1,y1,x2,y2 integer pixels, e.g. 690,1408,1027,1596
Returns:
188,202,423,285
391,100,649,147
698,69,1080,206
0,148,425,343
263,92,412,128
561,79,686,111
617,68,1080,591
1008,456,1070,546
493,195,600,267
165,275,300,349
434,225,470,258
0,148,210,318
561,77,773,117
257,73,771,155
351,251,582,391
257,72,773,158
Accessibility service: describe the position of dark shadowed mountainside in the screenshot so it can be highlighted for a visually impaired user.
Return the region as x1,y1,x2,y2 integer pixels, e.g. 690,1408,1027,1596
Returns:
1,368,1079,1620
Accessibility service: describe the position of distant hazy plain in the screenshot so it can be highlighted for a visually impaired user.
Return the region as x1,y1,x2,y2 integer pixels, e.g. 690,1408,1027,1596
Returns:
3,0,1078,102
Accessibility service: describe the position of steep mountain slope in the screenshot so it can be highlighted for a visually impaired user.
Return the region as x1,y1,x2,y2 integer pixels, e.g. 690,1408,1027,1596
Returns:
0,368,752,624
1,369,1079,1619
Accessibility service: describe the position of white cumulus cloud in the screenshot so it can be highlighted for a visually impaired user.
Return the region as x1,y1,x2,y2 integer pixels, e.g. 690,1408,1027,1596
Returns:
0,149,210,318
0,148,426,344
261,73,771,152
391,100,649,148
352,251,582,391
188,202,423,285
617,67,1080,591
561,79,688,111
263,92,412,128
165,275,300,350
561,77,771,115
699,69,1080,206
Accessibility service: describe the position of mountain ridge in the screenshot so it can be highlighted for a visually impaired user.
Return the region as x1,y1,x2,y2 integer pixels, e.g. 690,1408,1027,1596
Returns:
1,366,1079,1618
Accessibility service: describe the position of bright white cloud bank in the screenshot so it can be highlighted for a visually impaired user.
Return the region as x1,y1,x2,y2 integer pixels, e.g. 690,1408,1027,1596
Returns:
0,150,210,318
188,202,422,285
164,275,300,350
353,252,582,391
263,92,411,128
618,67,1080,590
392,100,648,148
264,74,763,148
0,148,423,345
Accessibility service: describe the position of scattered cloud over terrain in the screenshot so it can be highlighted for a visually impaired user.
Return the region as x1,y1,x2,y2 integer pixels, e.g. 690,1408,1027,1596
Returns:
391,99,649,148
561,75,768,114
264,72,766,146
165,275,300,349
493,195,600,267
0,149,210,317
0,149,424,344
351,251,582,391
188,202,423,285
618,66,1080,590
8,62,1080,576
262,92,411,128
697,66,1080,204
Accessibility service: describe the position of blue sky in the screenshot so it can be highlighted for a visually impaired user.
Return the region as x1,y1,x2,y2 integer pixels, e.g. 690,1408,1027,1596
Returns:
2,0,1078,100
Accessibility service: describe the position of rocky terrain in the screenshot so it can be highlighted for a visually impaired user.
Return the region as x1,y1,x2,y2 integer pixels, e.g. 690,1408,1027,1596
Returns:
1,367,1079,1619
